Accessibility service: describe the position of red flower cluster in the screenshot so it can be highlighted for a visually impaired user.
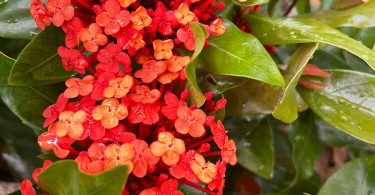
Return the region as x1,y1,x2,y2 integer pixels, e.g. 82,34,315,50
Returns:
24,0,236,194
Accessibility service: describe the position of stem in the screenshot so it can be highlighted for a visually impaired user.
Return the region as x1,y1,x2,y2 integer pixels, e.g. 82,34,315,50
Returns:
72,0,92,10
283,0,298,16
202,151,221,157
178,179,216,195
186,136,214,150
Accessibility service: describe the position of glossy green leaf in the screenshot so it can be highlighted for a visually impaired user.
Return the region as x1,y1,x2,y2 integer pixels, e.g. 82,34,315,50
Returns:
200,74,248,96
315,116,373,149
8,26,73,86
273,43,318,123
201,20,285,87
0,37,29,59
225,117,274,179
0,101,41,180
224,79,307,116
318,155,375,195
244,14,375,71
185,23,207,107
0,0,39,39
286,112,321,190
298,1,375,29
38,160,129,195
0,51,61,132
231,0,268,6
298,70,375,144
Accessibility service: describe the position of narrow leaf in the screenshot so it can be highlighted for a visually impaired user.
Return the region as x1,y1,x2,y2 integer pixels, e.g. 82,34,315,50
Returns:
273,43,319,123
297,1,375,29
231,0,269,6
185,22,207,107
245,14,375,71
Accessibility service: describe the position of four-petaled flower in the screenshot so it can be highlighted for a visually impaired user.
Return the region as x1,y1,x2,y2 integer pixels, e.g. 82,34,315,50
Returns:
79,23,108,52
175,106,206,137
190,153,217,183
46,0,74,27
96,0,130,35
92,98,128,129
150,132,185,165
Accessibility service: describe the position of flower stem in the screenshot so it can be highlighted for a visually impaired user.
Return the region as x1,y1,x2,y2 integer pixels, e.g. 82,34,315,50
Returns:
178,179,216,195
72,0,92,10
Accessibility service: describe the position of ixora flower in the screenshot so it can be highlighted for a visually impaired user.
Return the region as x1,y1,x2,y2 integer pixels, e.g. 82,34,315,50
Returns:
26,0,235,194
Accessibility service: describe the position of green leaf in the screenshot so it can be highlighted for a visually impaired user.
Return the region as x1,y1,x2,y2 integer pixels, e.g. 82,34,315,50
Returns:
315,116,373,149
201,19,285,87
244,14,375,71
0,101,41,180
0,37,29,59
273,43,319,123
231,0,268,6
8,26,73,86
318,155,375,195
200,74,248,96
224,79,307,116
225,116,274,179
38,160,129,195
0,0,39,39
297,1,375,29
0,51,61,132
285,112,321,191
298,70,375,144
185,22,207,107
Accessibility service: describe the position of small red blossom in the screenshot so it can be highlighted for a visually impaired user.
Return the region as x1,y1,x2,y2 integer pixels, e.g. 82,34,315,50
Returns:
30,0,51,30
162,92,187,120
153,39,174,60
58,46,88,74
135,60,167,83
221,138,237,165
79,23,108,52
209,120,227,149
140,179,183,195
43,94,68,127
96,0,130,35
169,150,199,182
46,0,74,27
62,17,83,48
130,6,152,31
128,102,160,125
131,139,159,178
129,85,161,104
64,75,94,98
176,27,195,50
20,179,36,195
97,44,131,73
32,160,53,183
175,106,207,137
